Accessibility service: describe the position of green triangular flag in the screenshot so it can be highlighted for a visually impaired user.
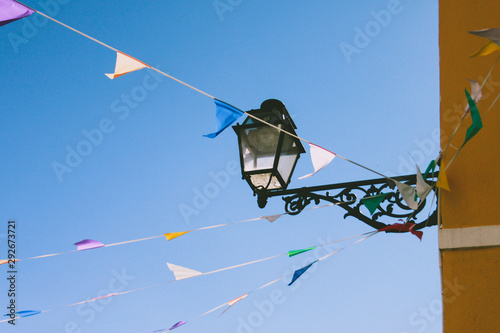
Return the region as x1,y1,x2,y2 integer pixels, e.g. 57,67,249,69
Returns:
423,160,436,179
361,193,389,215
463,89,483,146
288,246,316,257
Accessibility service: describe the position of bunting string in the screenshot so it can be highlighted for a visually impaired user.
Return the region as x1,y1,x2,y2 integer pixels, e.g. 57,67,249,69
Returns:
1,230,379,324
14,0,397,184
153,231,379,332
0,200,356,266
442,54,500,172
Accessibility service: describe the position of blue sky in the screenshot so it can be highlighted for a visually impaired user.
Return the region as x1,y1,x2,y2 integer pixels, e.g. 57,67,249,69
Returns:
0,1,441,332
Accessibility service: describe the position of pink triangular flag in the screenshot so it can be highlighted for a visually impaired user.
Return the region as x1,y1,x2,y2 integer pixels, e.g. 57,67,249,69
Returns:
464,79,482,113
218,294,248,317
227,294,248,306
90,293,118,302
105,51,150,79
166,263,202,280
299,143,336,179
74,239,105,251
262,214,282,223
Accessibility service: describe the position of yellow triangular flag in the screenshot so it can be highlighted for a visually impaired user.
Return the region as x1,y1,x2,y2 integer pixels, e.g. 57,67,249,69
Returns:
105,51,150,79
436,170,450,191
470,41,500,58
164,231,191,241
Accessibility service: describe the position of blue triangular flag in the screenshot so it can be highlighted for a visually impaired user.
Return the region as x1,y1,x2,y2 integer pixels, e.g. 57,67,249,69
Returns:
17,310,41,317
288,261,317,286
4,310,41,317
203,99,244,138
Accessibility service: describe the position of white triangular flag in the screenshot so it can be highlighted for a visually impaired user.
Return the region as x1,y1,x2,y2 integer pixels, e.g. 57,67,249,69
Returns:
299,143,336,179
468,28,500,45
105,51,150,79
416,165,432,200
166,263,202,280
262,214,282,223
464,79,482,113
394,181,418,210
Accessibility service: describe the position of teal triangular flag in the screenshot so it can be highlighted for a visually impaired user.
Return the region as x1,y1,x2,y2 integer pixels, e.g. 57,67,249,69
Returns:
463,89,483,146
361,193,389,215
288,247,316,257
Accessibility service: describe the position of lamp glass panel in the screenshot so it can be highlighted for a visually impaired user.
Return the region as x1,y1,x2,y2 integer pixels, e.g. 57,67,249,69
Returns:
276,133,301,185
240,126,280,173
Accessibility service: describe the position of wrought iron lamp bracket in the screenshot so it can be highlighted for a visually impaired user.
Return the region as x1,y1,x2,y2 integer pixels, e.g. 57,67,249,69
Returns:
261,173,439,230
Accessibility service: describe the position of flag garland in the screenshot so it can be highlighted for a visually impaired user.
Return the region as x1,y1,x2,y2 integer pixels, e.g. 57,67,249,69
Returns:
1,0,405,192
1,230,379,324
0,202,352,266
3,4,498,329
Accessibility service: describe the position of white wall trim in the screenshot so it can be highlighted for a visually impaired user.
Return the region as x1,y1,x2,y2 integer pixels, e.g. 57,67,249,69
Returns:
439,225,500,250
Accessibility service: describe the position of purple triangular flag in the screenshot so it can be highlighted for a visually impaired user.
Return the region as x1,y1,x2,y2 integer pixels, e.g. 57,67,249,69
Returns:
169,321,187,330
74,239,105,251
0,0,34,27
288,261,317,286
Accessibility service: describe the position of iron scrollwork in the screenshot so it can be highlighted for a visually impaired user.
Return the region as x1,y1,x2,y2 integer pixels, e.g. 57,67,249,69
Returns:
262,173,439,230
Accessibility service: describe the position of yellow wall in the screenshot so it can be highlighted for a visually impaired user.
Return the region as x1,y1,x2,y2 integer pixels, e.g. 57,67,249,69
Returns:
440,0,500,331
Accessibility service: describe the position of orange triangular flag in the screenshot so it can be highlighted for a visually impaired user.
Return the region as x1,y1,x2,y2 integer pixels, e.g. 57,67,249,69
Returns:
436,169,450,191
164,231,191,241
0,260,8,266
218,294,248,317
105,51,150,79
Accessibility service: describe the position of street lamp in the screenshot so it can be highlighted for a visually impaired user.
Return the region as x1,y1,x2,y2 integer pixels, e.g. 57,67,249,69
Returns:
232,99,305,208
233,99,438,230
